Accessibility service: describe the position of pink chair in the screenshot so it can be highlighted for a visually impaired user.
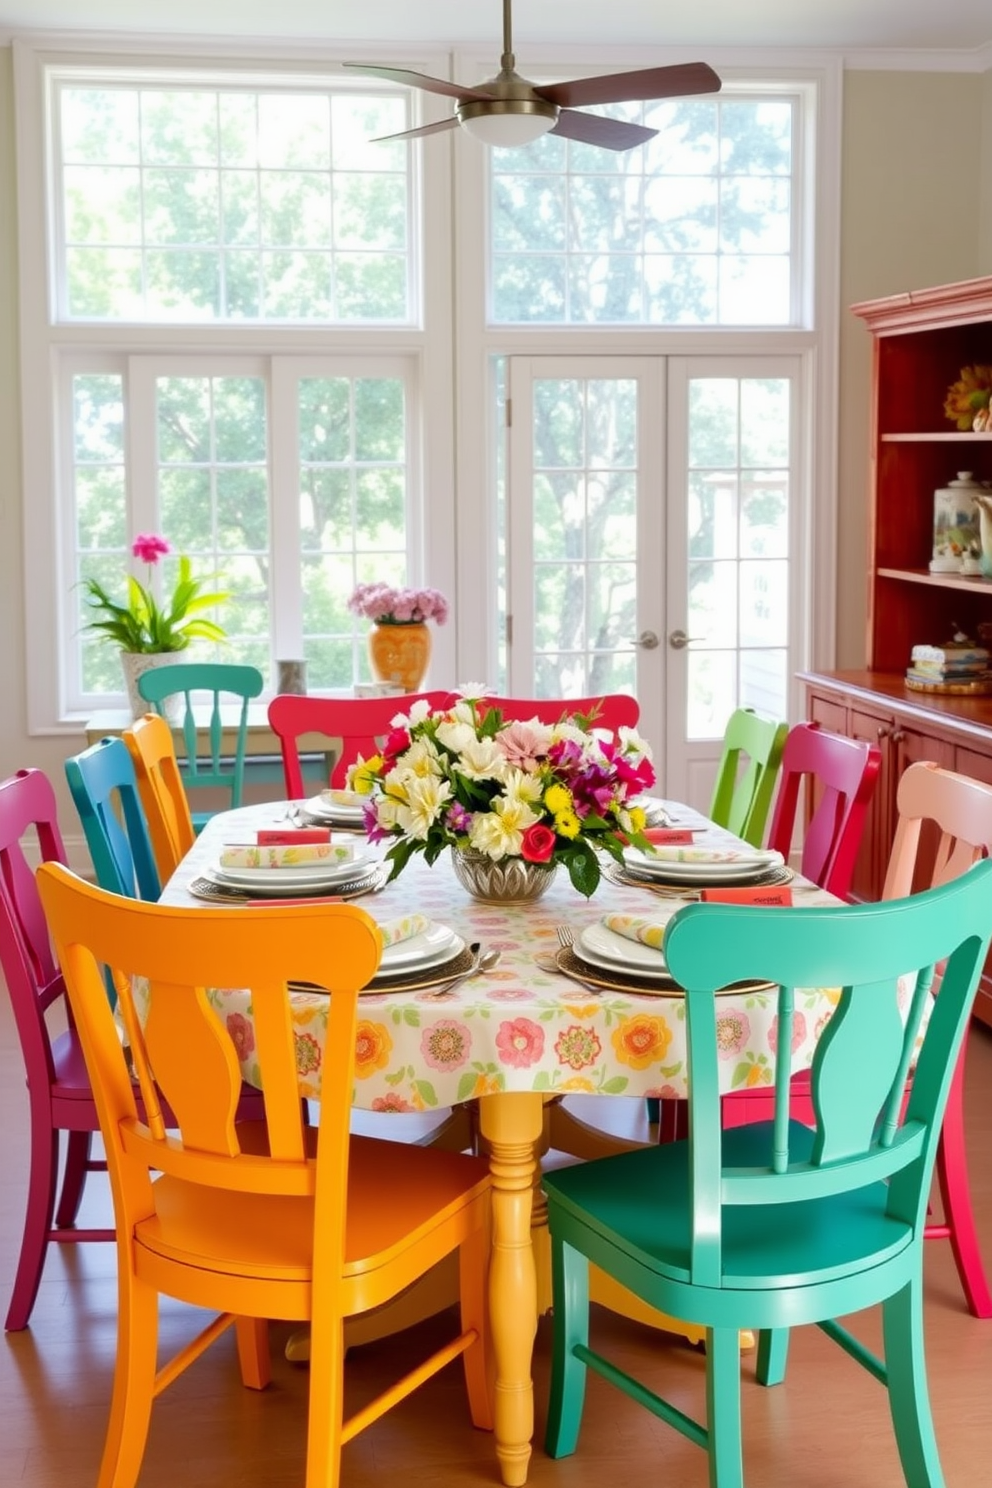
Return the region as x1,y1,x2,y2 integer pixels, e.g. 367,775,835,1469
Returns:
0,768,113,1330
878,760,992,1317
267,692,450,797
765,721,882,900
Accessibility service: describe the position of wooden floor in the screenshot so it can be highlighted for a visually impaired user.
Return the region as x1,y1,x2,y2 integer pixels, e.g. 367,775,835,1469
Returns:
3,979,992,1488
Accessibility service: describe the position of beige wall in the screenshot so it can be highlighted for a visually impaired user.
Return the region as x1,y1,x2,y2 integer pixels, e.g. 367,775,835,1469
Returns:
1,51,991,799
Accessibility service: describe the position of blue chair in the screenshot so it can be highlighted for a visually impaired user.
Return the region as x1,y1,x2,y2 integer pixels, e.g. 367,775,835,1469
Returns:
543,862,992,1488
65,737,160,901
137,662,264,832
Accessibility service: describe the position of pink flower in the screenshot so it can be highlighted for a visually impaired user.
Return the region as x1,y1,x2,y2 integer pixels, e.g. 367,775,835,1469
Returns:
132,533,171,564
421,1019,471,1070
495,720,550,771
225,1012,255,1062
371,1093,415,1113
495,1017,545,1068
715,1010,751,1059
768,1010,808,1055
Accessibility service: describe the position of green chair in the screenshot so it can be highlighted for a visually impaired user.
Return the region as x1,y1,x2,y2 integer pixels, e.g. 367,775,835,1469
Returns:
543,862,992,1488
708,707,788,848
137,662,264,832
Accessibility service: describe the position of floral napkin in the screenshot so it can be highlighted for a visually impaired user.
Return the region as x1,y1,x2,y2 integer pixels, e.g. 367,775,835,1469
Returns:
377,913,431,948
218,841,358,869
601,912,666,950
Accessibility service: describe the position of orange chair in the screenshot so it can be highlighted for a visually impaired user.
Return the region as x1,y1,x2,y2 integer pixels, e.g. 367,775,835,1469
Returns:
878,760,992,1317
36,865,493,1488
267,691,450,798
122,712,196,883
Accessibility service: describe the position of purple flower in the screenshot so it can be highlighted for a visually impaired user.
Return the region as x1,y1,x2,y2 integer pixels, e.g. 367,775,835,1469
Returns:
446,801,474,832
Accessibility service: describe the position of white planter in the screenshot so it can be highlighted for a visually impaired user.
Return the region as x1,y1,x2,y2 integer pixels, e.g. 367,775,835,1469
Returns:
119,651,185,724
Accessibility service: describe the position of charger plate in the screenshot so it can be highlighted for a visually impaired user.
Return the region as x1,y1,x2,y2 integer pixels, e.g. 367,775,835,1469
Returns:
556,947,774,999
290,943,476,998
188,862,388,904
602,859,794,899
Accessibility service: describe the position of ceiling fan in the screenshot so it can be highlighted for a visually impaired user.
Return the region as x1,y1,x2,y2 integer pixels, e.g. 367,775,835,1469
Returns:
343,0,721,152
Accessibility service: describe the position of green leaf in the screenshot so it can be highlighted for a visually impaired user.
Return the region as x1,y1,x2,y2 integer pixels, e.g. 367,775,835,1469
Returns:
413,1079,438,1107
600,1076,629,1094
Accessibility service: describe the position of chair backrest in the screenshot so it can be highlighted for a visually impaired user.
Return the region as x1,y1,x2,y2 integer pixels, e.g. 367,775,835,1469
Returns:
267,691,450,796
0,769,71,1089
766,721,882,898
35,862,382,1258
483,694,641,732
123,713,196,883
707,707,789,848
662,862,992,1290
64,736,161,900
882,759,992,900
136,662,264,815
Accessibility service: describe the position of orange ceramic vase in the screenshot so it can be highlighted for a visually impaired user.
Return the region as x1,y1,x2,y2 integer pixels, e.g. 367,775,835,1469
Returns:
367,622,432,692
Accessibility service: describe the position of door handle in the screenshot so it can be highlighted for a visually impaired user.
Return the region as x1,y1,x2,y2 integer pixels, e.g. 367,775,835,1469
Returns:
668,629,703,651
627,630,660,650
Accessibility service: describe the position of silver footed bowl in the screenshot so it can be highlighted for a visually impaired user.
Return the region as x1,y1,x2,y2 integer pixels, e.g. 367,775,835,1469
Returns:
450,846,557,904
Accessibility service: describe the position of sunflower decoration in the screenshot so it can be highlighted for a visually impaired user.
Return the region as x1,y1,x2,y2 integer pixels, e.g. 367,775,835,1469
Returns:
944,365,992,431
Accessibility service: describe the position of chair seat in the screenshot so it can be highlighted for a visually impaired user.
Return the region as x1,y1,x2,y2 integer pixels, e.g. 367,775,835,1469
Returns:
50,1027,99,1099
546,1121,913,1297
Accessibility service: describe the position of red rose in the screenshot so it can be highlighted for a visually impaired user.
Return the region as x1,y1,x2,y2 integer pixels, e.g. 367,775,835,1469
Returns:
521,822,556,862
382,727,411,762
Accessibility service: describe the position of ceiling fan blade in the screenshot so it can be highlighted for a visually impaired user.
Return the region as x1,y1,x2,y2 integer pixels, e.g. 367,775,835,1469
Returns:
536,62,721,110
371,117,461,144
551,110,658,152
342,62,494,103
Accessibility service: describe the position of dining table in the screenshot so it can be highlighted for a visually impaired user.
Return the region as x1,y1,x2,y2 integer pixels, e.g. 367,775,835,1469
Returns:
159,798,842,1487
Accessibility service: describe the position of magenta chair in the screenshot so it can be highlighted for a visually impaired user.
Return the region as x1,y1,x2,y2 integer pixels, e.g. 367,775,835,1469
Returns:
267,691,450,797
0,768,114,1330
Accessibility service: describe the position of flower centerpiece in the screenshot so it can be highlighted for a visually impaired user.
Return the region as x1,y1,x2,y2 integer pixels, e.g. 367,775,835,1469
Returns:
944,365,992,431
348,692,656,899
348,582,449,692
82,533,228,715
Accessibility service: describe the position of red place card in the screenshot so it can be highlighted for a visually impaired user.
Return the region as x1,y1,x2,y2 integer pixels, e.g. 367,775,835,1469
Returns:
256,828,332,845
642,827,697,845
699,886,793,906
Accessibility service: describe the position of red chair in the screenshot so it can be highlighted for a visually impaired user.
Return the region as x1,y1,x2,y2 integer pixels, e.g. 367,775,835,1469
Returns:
483,694,640,731
765,720,882,900
0,767,114,1330
267,692,450,798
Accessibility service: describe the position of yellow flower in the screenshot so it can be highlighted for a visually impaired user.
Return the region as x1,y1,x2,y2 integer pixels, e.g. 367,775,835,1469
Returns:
627,805,647,834
545,783,572,814
349,755,383,794
354,1020,392,1078
555,810,581,839
944,365,992,430
611,1013,673,1070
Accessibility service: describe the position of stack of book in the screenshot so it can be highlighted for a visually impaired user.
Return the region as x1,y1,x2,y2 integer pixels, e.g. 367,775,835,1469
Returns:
906,641,991,691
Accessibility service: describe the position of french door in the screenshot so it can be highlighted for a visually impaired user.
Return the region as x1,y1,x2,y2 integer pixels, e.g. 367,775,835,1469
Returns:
504,354,804,805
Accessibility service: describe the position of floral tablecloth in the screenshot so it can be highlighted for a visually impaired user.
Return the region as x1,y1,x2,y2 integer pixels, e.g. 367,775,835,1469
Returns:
160,802,845,1109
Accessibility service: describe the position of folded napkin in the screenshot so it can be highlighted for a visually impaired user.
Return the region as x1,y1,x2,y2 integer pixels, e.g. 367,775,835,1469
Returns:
218,841,358,870
377,913,431,948
638,845,783,866
320,788,366,810
601,913,666,950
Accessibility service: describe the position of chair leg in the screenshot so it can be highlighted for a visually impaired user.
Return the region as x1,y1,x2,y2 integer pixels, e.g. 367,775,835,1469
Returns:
544,1238,590,1459
5,1124,59,1331
882,1279,945,1488
458,1223,495,1430
706,1327,744,1488
927,1047,992,1318
305,1312,346,1488
99,1270,160,1488
235,1318,271,1390
55,1129,95,1228
755,1327,790,1387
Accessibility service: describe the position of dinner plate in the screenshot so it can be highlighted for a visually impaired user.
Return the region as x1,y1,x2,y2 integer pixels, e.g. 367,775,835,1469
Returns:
210,854,372,890
379,923,463,972
577,922,670,979
623,847,782,885
199,862,377,899
302,793,367,824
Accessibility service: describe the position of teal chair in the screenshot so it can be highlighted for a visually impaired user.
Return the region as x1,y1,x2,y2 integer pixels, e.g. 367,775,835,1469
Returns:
137,662,264,832
64,736,161,902
708,706,789,848
544,862,992,1488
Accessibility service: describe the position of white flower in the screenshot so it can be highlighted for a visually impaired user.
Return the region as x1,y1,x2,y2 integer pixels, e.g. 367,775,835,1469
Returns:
435,718,478,756
618,725,652,760
453,735,505,782
396,775,453,841
468,795,539,857
500,766,544,807
396,736,442,779
456,681,491,700
374,793,404,831
391,697,434,728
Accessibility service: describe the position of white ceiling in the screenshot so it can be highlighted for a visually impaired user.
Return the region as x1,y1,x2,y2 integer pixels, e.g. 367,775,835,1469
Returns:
0,0,990,55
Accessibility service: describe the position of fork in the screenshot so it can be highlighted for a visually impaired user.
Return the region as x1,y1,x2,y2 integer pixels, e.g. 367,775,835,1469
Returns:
556,924,574,950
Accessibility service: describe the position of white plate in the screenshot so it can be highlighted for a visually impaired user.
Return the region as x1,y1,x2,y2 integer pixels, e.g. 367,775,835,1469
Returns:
199,862,377,898
379,924,464,972
577,922,669,978
623,847,782,884
212,854,372,890
303,794,366,824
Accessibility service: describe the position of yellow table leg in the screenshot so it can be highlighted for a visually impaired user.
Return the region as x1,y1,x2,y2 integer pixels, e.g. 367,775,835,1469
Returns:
478,1091,544,1488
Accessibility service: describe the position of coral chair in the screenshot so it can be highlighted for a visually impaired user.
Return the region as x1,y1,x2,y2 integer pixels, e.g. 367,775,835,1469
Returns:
123,712,196,884
137,661,264,831
483,694,641,731
543,867,992,1488
0,768,115,1331
267,691,449,797
35,866,493,1488
879,760,992,1317
708,707,789,848
64,736,161,900
765,720,882,900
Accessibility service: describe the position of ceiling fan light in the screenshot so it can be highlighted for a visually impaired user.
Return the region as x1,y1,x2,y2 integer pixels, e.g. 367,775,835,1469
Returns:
457,98,558,148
